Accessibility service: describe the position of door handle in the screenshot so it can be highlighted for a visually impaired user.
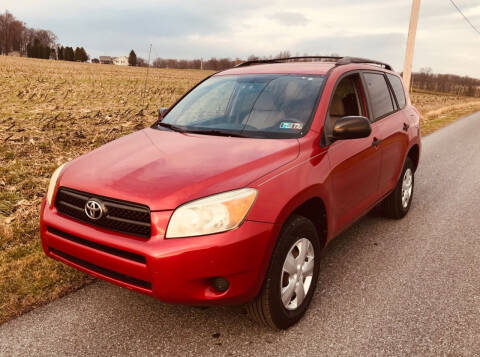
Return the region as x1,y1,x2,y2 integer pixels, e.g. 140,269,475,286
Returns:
372,137,382,147
403,123,410,132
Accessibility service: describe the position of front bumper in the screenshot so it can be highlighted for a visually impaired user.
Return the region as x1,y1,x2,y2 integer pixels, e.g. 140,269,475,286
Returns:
40,199,275,305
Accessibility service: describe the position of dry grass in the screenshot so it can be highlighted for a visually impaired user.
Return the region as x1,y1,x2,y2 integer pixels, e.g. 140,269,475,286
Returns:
0,56,477,324
0,56,212,323
410,89,480,135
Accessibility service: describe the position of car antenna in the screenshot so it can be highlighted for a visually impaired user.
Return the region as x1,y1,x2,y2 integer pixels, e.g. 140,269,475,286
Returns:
142,43,153,110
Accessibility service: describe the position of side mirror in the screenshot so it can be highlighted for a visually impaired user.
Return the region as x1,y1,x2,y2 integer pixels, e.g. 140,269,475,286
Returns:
158,107,168,120
331,116,371,140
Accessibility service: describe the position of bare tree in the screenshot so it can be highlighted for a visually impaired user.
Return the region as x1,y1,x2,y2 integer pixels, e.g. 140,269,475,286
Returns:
0,10,15,54
275,51,291,59
0,11,58,56
412,68,480,97
33,29,57,48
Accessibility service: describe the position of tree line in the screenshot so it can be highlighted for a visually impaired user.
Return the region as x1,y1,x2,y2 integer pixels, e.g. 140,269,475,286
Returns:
152,57,240,71
57,46,88,62
412,67,480,97
151,52,295,71
0,10,89,61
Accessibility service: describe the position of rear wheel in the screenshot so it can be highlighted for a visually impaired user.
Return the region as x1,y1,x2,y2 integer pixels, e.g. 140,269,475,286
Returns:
381,157,414,219
246,215,321,329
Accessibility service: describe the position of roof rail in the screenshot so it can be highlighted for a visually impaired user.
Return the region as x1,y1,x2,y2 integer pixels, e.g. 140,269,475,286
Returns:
234,56,393,71
234,56,343,68
335,56,393,71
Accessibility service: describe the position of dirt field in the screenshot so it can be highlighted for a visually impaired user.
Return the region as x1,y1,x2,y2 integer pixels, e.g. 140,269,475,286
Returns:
0,56,211,323
0,56,477,324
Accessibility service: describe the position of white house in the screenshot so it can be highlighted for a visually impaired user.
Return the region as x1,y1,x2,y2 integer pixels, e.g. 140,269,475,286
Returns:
113,56,129,66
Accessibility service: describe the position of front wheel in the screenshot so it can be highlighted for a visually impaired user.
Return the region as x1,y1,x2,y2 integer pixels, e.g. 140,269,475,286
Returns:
246,215,321,329
381,157,415,219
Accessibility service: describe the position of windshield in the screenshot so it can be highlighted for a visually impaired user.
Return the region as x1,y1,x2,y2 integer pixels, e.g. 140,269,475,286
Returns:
158,74,325,138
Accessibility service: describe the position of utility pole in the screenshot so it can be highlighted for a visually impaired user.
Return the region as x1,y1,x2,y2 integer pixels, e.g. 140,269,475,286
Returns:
403,0,421,91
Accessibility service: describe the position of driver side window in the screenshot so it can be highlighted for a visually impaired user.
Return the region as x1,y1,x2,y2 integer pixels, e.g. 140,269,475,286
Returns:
325,74,366,138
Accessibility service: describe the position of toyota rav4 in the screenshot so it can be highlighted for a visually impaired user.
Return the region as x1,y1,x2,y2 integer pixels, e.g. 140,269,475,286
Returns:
40,56,421,329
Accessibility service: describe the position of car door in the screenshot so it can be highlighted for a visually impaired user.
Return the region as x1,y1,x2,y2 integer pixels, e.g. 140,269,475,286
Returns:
325,73,382,233
362,72,410,196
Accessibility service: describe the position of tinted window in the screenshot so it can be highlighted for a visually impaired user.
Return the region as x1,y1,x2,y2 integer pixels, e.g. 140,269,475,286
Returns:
387,74,406,109
363,73,394,120
161,74,324,138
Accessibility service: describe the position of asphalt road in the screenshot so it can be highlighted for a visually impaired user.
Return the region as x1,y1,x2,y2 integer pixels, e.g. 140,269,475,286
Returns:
2,113,480,356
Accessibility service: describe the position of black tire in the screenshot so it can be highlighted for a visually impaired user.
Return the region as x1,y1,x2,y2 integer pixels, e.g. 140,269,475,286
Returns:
246,215,321,329
381,157,415,219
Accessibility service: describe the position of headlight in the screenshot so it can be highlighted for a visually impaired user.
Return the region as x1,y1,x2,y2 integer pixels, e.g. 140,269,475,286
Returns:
46,163,66,206
166,188,257,238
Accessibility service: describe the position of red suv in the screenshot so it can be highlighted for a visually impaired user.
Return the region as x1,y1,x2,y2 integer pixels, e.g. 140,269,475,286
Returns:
40,56,421,329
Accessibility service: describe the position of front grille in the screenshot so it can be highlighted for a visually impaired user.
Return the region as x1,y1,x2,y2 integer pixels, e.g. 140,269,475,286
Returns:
49,247,152,290
55,187,151,238
47,226,146,264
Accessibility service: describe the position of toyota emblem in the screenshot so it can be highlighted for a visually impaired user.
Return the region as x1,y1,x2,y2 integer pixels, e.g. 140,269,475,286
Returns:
84,199,104,220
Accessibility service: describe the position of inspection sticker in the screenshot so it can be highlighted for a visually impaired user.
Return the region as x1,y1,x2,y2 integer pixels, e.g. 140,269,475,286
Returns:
280,122,303,130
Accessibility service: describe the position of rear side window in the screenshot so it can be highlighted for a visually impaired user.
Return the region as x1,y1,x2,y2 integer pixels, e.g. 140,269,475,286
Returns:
363,72,394,120
387,74,406,109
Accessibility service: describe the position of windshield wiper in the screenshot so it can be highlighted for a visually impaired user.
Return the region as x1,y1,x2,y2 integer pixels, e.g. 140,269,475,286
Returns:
156,122,186,133
185,129,247,138
157,123,247,137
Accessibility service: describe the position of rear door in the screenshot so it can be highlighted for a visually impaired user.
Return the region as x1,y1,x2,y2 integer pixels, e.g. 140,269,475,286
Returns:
362,72,410,196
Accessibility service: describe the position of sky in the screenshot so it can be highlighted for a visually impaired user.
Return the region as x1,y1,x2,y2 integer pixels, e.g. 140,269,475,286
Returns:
3,0,480,77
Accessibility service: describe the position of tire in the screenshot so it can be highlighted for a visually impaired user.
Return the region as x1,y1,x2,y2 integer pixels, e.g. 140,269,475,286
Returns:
381,157,415,219
246,215,321,329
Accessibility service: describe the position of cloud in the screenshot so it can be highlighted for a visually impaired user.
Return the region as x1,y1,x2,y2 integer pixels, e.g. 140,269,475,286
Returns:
268,11,309,26
296,33,406,70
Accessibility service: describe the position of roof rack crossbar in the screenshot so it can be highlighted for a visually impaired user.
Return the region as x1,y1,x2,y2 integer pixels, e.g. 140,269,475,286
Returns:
234,56,393,71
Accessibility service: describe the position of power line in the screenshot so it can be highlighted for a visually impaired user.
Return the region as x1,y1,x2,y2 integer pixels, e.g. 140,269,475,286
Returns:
448,0,480,35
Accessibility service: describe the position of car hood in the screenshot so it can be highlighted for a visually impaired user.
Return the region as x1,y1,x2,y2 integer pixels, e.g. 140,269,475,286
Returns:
59,128,299,210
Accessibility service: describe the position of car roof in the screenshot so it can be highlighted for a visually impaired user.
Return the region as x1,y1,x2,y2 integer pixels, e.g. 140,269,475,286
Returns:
216,56,395,77
217,62,397,77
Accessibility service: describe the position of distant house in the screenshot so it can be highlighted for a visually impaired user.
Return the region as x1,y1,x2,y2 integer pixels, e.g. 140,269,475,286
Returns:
99,56,113,64
113,56,128,66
